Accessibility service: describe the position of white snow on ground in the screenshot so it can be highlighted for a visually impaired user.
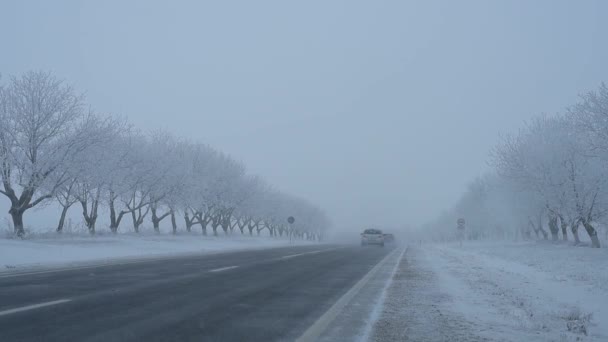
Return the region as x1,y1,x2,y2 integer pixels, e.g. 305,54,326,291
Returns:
369,246,486,342
370,241,608,341
428,241,608,341
0,234,311,273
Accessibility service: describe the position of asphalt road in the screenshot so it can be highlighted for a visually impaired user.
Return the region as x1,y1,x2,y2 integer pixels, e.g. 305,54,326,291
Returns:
0,244,394,342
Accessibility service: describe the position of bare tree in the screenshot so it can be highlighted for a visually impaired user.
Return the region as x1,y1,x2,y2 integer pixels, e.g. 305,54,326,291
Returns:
55,178,78,233
0,71,91,237
0,72,332,240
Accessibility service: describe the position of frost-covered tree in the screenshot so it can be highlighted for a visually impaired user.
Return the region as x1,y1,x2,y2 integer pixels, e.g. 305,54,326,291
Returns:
1,71,332,241
426,82,608,249
0,71,98,237
72,116,128,234
148,133,190,234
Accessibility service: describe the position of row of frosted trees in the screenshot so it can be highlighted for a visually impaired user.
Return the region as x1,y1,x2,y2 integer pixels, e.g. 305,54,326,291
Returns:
424,84,608,248
0,71,330,239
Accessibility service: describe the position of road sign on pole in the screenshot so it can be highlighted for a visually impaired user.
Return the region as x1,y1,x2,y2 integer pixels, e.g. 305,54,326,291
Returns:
287,216,295,243
457,218,465,247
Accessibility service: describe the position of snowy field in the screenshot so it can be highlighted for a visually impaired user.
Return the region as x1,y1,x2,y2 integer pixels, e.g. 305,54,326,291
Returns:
0,233,312,273
370,242,608,342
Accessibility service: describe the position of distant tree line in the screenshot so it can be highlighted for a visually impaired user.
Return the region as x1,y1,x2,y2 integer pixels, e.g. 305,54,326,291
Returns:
0,71,330,239
425,84,608,248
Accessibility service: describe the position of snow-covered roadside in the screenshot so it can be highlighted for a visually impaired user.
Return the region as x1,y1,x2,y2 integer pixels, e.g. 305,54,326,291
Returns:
0,234,313,273
369,242,608,341
369,247,486,342
426,242,608,341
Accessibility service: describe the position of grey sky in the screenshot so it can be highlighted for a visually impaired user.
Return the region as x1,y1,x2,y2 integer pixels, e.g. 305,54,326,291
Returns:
1,0,607,231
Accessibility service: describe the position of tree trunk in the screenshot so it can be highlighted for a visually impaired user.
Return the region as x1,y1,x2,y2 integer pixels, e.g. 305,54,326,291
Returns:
88,219,97,235
110,195,116,233
558,215,568,241
109,197,119,233
110,211,125,234
171,210,177,235
228,221,236,234
10,208,25,237
184,212,193,232
6,188,49,237
151,207,160,234
561,223,568,241
131,211,140,233
548,215,559,241
581,219,601,248
152,218,160,233
81,200,98,235
150,206,169,234
238,222,246,235
537,216,548,240
198,215,209,236
56,205,70,233
571,223,581,245
528,218,539,238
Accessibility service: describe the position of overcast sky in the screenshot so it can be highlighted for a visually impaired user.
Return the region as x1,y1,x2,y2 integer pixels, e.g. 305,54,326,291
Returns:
1,0,608,231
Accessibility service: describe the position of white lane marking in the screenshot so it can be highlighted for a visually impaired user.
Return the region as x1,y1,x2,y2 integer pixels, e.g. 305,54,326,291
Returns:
278,247,343,260
358,247,407,341
295,247,403,342
280,250,323,259
208,266,239,273
0,299,72,317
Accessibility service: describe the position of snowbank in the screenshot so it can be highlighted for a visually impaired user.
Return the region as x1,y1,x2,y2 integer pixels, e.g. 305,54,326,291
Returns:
0,233,312,273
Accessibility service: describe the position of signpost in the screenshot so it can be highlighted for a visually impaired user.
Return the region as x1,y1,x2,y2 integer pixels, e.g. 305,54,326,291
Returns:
457,218,465,247
287,216,295,243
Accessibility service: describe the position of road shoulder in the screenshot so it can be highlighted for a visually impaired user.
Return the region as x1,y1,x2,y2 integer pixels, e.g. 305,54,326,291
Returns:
368,246,487,342
310,246,404,342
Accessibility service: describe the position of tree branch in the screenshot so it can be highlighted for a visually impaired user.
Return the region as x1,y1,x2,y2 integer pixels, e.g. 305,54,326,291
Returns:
27,194,53,209
158,211,172,222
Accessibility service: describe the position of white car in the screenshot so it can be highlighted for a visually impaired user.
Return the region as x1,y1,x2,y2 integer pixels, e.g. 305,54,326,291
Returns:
361,229,384,247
